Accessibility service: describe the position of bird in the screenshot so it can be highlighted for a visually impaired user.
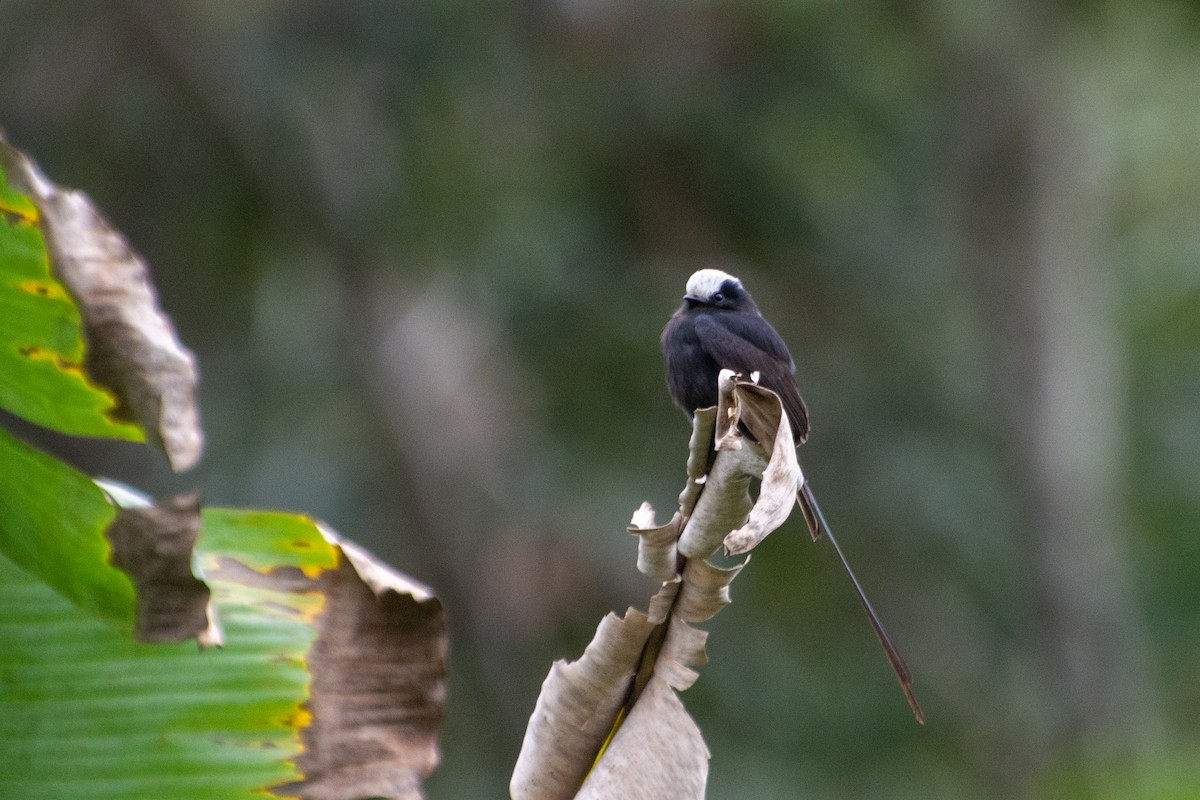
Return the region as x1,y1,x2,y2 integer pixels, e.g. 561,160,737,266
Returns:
661,267,924,724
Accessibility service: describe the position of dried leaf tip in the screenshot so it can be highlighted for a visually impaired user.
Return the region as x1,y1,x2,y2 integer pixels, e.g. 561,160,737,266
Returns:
0,137,204,471
630,501,657,529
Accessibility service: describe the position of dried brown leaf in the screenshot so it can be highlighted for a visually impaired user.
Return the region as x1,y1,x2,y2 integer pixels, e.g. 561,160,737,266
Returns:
0,138,203,471
513,374,804,799
654,619,708,691
629,505,682,584
510,608,660,800
673,557,744,624
574,675,708,800
677,407,716,513
723,382,803,555
286,531,447,800
676,445,761,560
104,491,216,644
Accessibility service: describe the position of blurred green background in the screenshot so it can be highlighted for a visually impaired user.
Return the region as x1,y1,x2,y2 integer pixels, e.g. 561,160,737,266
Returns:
4,1,1200,797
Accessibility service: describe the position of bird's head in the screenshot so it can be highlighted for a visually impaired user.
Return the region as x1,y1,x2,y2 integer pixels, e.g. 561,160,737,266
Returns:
683,268,758,312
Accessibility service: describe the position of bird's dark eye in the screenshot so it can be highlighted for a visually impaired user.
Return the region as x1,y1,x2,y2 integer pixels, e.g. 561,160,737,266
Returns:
712,293,724,303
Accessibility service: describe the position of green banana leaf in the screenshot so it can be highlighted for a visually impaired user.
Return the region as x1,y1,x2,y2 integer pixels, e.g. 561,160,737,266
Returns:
0,137,444,800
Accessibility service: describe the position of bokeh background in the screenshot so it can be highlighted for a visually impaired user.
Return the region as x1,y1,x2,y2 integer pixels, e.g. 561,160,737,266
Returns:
4,2,1200,797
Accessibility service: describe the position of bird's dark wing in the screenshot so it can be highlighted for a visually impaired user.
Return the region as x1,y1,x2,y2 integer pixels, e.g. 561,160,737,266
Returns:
697,311,795,371
693,313,809,442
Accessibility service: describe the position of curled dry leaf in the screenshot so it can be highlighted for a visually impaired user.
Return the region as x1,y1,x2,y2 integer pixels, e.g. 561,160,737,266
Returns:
510,608,661,800
673,558,744,625
0,138,203,471
677,407,716,512
628,501,657,531
574,675,708,800
676,445,760,560
653,619,709,692
513,375,800,800
629,505,681,585
722,382,804,555
645,578,682,626
712,369,745,452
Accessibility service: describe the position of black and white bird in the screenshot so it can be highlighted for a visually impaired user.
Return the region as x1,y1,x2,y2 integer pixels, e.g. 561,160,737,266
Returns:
662,268,923,723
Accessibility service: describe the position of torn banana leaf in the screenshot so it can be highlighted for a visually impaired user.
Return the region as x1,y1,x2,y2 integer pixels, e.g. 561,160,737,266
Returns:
0,470,446,800
0,136,201,470
0,137,446,799
0,144,144,444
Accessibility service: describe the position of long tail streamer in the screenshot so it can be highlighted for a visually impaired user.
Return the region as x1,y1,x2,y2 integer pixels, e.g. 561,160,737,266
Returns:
798,483,925,724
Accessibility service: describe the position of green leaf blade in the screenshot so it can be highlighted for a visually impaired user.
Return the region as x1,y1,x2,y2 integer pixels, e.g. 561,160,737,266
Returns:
0,161,143,441
0,540,311,799
0,427,136,626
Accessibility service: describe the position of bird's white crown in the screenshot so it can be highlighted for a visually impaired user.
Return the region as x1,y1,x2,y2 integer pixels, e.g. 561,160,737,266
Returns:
685,268,739,299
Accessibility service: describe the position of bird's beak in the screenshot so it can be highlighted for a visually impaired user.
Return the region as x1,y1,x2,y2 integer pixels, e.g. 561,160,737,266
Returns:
683,294,703,303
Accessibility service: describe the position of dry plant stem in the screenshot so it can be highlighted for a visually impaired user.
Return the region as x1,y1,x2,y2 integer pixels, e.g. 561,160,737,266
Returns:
510,404,747,800
574,675,707,800
622,388,777,715
628,445,757,707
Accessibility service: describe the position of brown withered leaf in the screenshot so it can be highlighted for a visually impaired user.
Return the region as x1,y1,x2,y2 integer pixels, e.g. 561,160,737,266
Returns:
510,607,661,800
628,503,681,584
673,557,744,625
0,138,203,471
103,491,447,798
574,674,708,800
512,372,802,800
721,380,803,555
284,533,447,800
104,491,216,644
